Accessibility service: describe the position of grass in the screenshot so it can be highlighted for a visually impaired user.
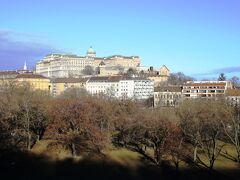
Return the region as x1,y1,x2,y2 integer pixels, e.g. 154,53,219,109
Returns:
196,143,240,179
30,139,240,179
31,139,72,160
107,148,141,167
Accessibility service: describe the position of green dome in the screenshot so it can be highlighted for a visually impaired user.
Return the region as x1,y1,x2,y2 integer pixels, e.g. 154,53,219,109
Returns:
87,46,96,54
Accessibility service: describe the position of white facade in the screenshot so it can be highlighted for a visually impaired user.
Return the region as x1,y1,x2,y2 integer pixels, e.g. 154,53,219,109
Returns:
182,81,233,98
86,77,120,97
36,47,141,78
36,54,93,78
86,76,154,100
119,78,154,100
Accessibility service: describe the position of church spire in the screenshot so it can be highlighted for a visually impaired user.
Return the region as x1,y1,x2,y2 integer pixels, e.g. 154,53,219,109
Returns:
24,61,27,70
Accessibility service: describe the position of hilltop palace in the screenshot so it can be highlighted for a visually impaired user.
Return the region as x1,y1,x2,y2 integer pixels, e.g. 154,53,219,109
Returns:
36,47,141,78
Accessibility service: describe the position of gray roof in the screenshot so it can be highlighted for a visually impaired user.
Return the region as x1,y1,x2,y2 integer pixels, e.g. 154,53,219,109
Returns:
51,78,88,83
88,76,151,83
88,76,122,83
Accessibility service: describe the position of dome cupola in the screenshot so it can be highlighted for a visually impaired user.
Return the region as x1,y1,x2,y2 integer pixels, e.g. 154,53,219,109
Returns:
87,46,96,57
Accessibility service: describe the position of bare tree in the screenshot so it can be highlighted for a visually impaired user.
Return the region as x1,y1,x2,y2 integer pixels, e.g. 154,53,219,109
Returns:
81,65,95,75
168,125,188,172
114,108,180,166
222,105,240,163
177,99,232,172
218,73,226,81
46,98,111,157
167,72,194,85
0,82,50,150
230,76,240,87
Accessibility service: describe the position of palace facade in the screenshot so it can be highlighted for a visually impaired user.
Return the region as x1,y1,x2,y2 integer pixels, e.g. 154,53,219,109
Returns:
36,47,140,78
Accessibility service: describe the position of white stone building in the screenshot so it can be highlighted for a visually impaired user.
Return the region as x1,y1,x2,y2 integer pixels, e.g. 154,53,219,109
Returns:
86,76,121,97
36,47,140,78
36,54,93,78
86,76,154,100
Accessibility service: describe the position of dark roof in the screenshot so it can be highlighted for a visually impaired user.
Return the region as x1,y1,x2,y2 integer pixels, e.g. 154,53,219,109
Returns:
154,86,182,92
16,74,48,79
185,82,226,86
0,71,19,76
88,76,151,83
121,76,150,81
51,78,88,83
99,61,106,66
88,76,122,83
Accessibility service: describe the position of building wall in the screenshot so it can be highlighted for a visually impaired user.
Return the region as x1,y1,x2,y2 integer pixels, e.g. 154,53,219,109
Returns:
159,65,170,76
86,78,154,100
36,53,140,78
51,81,86,96
154,91,182,107
182,81,233,98
148,76,169,87
36,55,93,78
99,67,121,76
86,81,119,97
16,78,50,91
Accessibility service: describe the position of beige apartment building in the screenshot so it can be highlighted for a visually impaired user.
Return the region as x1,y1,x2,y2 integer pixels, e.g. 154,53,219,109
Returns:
154,86,182,107
51,78,87,96
182,81,233,98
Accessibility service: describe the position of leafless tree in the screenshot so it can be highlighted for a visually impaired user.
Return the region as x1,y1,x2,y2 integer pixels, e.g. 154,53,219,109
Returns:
81,65,95,75
0,82,50,150
114,108,180,166
177,99,232,172
222,105,240,163
46,98,111,157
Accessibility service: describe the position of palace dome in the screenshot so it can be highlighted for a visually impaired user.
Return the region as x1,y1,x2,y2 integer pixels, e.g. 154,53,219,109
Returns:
87,46,96,54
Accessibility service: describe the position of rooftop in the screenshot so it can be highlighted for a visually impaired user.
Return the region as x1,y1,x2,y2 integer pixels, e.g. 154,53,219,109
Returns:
16,74,48,79
88,76,151,83
88,76,122,83
51,78,88,83
154,86,182,92
185,81,228,86
0,71,19,76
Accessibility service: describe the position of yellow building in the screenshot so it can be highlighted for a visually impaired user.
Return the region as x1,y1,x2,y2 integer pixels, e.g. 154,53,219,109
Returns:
148,65,170,87
148,76,169,87
159,65,170,76
16,74,50,91
0,71,18,88
51,78,87,96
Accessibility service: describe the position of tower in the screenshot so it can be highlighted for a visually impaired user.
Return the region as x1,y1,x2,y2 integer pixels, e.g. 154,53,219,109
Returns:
24,61,27,70
86,46,96,57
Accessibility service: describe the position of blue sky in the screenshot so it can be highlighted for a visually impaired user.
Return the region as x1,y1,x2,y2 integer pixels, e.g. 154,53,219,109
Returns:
0,0,240,79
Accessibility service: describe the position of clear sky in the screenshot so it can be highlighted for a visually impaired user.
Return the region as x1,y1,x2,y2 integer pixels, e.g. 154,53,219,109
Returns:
0,0,240,79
